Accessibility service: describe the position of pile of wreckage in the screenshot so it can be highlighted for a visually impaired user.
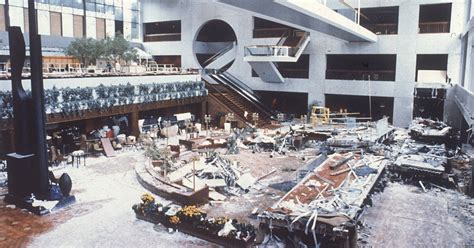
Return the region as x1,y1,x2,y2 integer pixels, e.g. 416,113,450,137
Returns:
135,116,472,247
252,118,471,247
259,153,387,246
388,118,472,193
165,151,269,202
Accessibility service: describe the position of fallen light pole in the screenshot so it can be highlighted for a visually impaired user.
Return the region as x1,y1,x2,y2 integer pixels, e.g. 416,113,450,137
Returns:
204,114,211,137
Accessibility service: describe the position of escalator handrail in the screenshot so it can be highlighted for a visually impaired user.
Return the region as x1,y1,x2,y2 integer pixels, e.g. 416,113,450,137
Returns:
221,72,263,102
213,73,276,118
203,42,236,67
219,73,274,116
211,74,273,119
205,81,253,126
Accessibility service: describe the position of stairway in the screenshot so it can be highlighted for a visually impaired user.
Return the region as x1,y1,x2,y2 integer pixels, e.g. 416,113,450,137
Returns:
204,72,276,126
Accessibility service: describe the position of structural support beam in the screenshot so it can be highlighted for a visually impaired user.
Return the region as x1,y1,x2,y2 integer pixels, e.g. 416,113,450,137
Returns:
218,0,377,42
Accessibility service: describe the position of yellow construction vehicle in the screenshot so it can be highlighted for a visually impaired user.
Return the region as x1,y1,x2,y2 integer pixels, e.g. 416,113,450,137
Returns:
311,106,330,125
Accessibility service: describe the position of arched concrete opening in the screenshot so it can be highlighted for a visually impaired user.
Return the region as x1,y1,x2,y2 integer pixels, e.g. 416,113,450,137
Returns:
193,19,237,71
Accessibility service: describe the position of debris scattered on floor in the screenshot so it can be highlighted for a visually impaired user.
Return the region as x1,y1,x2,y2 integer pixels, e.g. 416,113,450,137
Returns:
45,115,467,247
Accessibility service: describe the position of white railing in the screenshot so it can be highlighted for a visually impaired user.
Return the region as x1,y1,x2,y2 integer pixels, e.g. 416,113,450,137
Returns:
244,31,309,58
0,62,197,79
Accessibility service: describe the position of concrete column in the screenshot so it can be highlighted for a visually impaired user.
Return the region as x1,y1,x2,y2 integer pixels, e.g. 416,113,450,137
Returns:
130,111,140,137
106,18,115,38
9,6,24,31
86,16,96,39
62,13,74,37
393,96,413,128
37,9,50,35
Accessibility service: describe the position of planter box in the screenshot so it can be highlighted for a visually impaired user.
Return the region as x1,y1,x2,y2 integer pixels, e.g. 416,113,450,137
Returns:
135,212,255,248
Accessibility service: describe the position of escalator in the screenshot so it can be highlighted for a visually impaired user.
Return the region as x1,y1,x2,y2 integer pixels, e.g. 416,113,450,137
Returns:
202,42,237,69
203,71,277,125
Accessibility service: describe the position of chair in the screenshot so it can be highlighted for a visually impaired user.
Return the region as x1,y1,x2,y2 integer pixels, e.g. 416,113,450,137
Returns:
71,150,86,167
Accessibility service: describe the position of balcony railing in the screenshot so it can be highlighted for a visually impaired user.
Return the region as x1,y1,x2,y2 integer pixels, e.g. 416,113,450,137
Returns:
0,62,197,80
362,23,398,35
0,81,208,119
245,31,309,58
419,21,450,34
245,45,295,57
326,69,396,81
143,33,181,42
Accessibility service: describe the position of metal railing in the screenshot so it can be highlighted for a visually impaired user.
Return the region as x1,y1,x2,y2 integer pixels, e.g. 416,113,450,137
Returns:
143,33,181,42
325,69,396,81
362,23,398,35
0,62,198,79
244,31,309,58
146,63,181,73
419,21,450,34
202,42,236,67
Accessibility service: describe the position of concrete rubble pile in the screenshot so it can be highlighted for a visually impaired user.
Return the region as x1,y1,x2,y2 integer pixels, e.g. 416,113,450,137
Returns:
387,118,472,195
409,117,453,143
137,116,472,247
259,153,387,245
173,152,258,201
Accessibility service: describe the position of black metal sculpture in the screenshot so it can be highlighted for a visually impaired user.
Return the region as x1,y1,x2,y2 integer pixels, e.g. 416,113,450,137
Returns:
4,0,74,215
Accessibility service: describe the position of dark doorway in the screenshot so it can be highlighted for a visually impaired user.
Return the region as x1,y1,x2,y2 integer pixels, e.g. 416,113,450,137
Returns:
325,94,394,122
153,55,181,68
115,20,124,35
413,88,445,121
419,3,451,33
415,54,448,82
326,54,397,81
256,91,308,116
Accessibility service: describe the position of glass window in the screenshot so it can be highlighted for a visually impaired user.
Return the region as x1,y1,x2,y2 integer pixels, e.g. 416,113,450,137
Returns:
131,10,138,23
49,0,61,6
96,0,105,4
73,0,83,9
86,2,95,11
114,0,122,7
115,7,123,20
106,5,114,15
96,3,105,13
105,0,113,5
73,15,84,37
50,12,62,36
35,0,49,4
62,0,74,7
131,22,138,39
130,0,138,10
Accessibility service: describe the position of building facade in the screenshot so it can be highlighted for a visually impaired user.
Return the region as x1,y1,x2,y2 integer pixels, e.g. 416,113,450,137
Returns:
141,0,474,127
0,0,140,41
0,0,472,134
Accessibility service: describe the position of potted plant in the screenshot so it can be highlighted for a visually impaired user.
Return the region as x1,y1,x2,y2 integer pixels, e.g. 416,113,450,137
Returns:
144,145,174,177
144,144,163,167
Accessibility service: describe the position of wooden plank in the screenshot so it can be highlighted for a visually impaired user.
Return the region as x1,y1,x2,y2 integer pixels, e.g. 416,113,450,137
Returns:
100,138,116,157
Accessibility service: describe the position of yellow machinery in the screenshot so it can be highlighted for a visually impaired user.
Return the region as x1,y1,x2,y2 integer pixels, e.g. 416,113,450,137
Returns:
310,106,361,125
311,106,330,125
